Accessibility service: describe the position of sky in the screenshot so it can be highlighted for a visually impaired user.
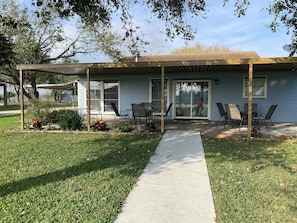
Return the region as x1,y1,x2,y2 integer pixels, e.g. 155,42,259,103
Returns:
16,0,293,62
76,0,292,62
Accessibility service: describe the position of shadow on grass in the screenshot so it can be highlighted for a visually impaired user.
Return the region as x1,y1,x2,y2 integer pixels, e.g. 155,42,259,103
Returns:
0,136,157,197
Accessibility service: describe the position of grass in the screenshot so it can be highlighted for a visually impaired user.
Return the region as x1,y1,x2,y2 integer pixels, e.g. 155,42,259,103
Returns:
0,104,20,111
203,137,297,223
2,114,297,222
0,116,162,222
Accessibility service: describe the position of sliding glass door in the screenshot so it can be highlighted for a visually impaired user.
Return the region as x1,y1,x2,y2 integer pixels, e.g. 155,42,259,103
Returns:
175,80,209,119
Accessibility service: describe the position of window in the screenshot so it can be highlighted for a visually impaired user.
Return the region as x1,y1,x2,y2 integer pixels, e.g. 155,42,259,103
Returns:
150,79,169,112
175,80,209,118
87,80,119,113
243,77,267,98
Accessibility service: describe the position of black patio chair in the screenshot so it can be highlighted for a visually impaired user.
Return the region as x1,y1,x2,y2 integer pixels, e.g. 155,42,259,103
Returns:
243,103,258,124
132,103,148,124
152,103,173,120
244,103,258,116
254,104,278,131
111,102,128,126
216,102,229,128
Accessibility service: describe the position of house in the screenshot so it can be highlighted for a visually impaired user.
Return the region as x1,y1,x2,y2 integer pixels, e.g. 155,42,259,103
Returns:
17,52,297,135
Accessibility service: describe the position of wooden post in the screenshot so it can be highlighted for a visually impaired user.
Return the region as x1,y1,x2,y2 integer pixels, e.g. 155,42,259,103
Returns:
161,66,165,133
19,69,25,130
3,84,7,106
86,68,91,132
247,62,253,138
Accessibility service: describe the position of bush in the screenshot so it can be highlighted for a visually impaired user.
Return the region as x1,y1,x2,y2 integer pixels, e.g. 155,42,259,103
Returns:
44,110,59,124
92,118,108,131
118,123,134,132
57,110,83,130
26,99,54,126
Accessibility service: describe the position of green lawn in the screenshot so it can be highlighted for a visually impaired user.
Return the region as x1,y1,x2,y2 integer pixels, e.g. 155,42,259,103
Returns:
203,137,297,223
1,115,297,222
0,104,20,111
0,116,162,222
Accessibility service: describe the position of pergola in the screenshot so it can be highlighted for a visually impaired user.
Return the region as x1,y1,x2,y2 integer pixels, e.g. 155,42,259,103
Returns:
17,54,297,137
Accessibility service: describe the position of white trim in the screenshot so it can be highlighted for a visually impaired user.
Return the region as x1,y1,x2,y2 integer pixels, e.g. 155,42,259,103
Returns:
149,78,170,108
242,76,267,99
84,79,120,115
173,79,211,120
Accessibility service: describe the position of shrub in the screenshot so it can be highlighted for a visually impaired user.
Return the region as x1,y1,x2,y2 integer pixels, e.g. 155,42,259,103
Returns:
31,118,42,129
118,123,134,132
57,110,83,130
26,99,54,127
146,120,156,132
92,118,108,131
44,110,59,124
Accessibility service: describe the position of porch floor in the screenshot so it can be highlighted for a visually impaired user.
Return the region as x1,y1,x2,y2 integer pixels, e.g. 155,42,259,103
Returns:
114,119,297,139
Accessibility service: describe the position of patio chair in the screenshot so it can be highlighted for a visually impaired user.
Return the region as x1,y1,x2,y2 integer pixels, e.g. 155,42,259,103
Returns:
254,104,278,131
141,102,153,117
152,103,173,120
243,103,258,124
225,103,243,130
111,103,128,126
132,103,148,124
216,102,229,128
244,103,258,115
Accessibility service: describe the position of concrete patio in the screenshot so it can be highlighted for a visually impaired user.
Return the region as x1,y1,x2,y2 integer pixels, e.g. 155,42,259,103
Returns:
126,119,297,139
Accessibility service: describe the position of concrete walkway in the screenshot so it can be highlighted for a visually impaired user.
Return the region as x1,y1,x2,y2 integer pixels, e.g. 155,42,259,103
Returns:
115,130,216,223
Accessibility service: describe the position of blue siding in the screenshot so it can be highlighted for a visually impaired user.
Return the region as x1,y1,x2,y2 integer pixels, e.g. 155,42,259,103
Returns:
78,70,297,123
119,75,151,111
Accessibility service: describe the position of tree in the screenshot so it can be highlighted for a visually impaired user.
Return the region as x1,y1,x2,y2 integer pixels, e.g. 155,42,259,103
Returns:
32,0,297,56
0,33,14,66
0,0,122,99
267,0,297,56
171,42,236,54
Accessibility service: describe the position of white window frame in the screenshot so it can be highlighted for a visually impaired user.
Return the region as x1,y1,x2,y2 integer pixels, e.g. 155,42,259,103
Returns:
243,76,267,99
149,78,170,111
86,80,119,114
173,79,210,119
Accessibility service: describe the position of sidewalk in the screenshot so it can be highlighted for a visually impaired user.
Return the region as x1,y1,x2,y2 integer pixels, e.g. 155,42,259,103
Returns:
115,130,216,223
0,110,20,117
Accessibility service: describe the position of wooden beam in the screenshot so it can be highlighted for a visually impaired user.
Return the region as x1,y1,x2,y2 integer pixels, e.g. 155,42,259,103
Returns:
86,68,91,132
19,69,25,130
247,62,253,138
161,66,165,133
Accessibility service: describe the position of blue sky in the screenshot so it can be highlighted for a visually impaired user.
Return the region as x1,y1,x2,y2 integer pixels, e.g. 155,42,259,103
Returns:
190,0,291,58
17,0,292,62
77,0,292,62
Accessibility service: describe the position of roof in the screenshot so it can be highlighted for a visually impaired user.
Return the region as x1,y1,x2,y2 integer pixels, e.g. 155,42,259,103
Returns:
122,51,260,62
17,52,297,76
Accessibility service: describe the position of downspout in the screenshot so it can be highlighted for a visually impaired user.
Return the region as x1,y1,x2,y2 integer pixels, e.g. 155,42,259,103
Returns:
86,68,91,131
19,68,25,130
161,66,165,133
247,62,253,138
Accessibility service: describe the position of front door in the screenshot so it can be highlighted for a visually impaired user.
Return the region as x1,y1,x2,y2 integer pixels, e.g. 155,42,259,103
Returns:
174,80,210,119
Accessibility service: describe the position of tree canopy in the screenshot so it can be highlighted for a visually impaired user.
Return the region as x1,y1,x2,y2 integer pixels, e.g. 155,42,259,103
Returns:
32,0,297,56
0,0,123,99
171,42,236,54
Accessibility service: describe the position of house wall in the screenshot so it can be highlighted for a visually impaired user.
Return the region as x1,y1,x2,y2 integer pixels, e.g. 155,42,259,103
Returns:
78,70,297,123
